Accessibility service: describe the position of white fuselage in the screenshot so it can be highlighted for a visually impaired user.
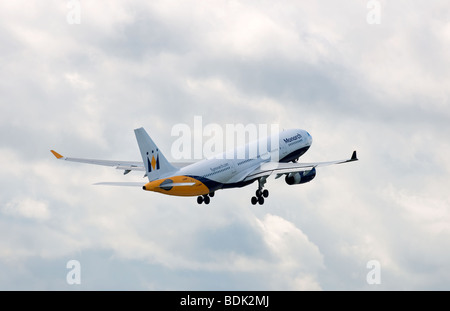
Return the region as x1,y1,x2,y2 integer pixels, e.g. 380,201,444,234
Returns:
143,129,313,196
181,129,312,186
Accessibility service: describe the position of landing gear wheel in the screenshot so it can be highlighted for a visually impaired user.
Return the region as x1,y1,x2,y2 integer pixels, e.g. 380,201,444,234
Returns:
252,176,269,205
204,195,210,205
197,196,204,204
209,192,215,198
258,196,265,205
251,196,258,205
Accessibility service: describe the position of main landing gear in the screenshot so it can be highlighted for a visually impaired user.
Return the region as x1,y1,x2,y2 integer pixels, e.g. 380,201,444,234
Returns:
251,189,269,205
251,177,269,205
197,192,214,205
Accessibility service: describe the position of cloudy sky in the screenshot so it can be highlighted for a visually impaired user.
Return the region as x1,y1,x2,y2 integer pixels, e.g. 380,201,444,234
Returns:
1,0,449,290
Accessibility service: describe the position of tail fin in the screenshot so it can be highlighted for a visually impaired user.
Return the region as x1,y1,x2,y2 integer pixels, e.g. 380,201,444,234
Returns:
134,127,178,181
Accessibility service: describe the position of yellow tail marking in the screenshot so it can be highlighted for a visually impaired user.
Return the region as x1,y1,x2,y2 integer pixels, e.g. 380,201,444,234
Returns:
151,155,156,170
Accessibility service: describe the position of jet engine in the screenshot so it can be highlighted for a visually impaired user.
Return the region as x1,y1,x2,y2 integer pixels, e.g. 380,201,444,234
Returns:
285,167,316,185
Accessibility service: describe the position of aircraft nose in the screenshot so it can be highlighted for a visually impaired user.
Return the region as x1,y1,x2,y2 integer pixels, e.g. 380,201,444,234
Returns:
305,131,313,145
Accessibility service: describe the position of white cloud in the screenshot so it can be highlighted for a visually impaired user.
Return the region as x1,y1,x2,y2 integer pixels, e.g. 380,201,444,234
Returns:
2,198,50,220
257,214,324,290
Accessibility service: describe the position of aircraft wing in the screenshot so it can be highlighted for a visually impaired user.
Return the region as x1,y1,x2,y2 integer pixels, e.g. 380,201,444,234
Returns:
243,150,358,181
50,150,145,174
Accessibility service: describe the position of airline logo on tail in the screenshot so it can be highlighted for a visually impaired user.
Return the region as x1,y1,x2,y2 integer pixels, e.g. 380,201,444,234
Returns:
147,149,160,172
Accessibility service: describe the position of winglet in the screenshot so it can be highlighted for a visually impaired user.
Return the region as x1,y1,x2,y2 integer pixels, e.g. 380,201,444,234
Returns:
350,150,358,161
50,150,64,159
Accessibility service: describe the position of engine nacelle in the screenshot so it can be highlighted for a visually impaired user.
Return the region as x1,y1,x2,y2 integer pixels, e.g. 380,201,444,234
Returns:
285,172,301,185
285,168,316,185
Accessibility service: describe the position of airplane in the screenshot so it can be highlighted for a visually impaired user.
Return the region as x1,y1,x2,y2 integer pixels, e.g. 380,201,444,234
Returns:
51,127,358,205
